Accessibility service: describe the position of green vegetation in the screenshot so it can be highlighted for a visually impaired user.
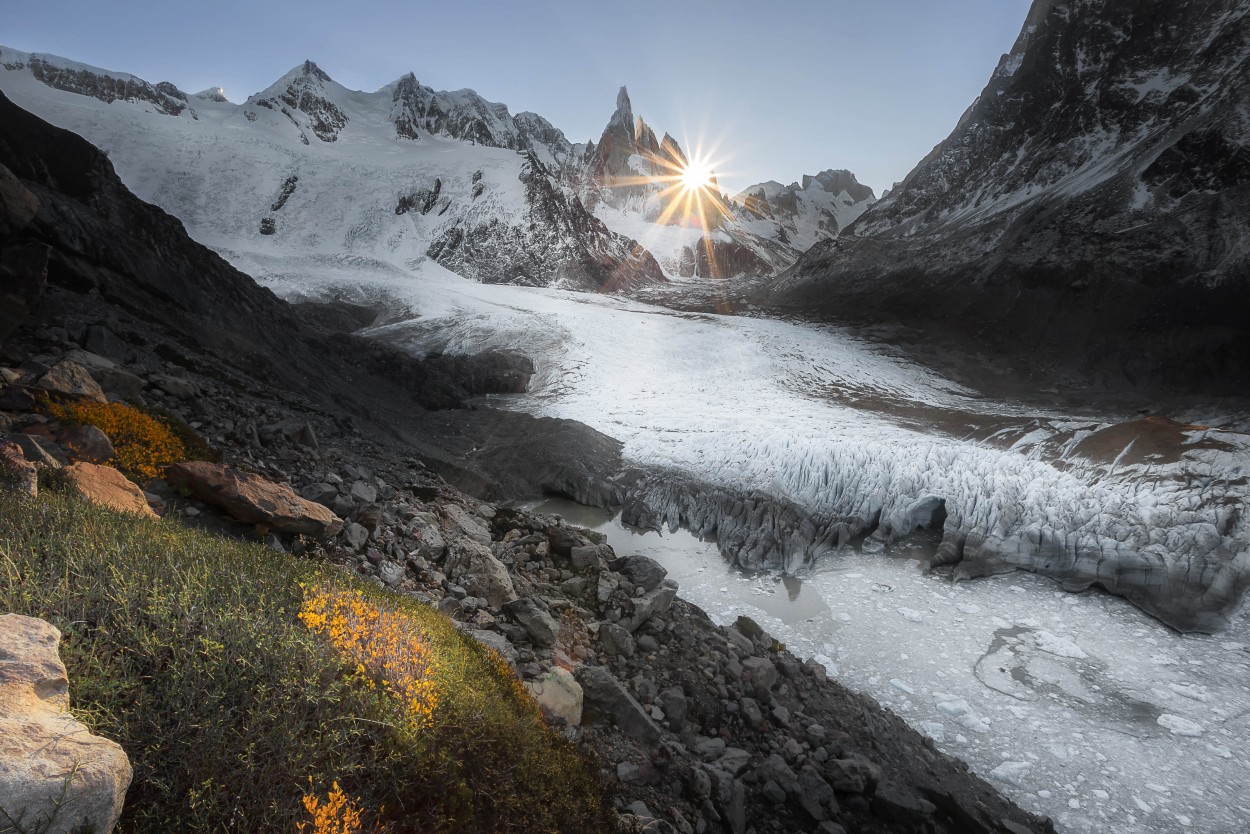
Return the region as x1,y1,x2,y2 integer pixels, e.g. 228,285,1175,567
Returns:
0,491,611,833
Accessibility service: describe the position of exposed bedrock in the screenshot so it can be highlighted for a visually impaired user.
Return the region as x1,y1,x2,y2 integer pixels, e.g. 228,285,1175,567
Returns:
619,465,1250,634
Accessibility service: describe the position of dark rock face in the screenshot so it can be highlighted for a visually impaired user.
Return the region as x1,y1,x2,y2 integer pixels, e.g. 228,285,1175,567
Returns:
427,155,666,292
0,49,187,116
389,72,574,164
771,0,1250,391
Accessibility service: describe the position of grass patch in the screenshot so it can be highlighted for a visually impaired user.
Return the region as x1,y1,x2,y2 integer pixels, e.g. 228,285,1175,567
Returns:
0,491,611,833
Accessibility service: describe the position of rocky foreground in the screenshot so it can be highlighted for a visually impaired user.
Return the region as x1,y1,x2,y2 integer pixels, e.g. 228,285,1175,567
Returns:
0,332,1053,834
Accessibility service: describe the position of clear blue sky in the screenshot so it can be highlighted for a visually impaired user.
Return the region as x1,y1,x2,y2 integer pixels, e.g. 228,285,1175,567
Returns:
3,0,1034,195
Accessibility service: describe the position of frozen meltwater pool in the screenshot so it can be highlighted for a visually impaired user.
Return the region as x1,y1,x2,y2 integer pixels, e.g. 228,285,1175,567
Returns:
522,497,1250,834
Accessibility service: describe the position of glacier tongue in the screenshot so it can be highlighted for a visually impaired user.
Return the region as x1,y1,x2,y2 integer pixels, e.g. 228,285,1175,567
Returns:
335,258,1250,633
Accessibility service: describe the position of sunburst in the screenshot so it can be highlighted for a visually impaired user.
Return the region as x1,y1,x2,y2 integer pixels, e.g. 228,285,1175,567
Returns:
609,139,733,232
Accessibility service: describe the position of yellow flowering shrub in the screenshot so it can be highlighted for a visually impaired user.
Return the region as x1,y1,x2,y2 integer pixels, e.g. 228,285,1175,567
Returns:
299,781,367,834
45,400,186,481
298,585,439,730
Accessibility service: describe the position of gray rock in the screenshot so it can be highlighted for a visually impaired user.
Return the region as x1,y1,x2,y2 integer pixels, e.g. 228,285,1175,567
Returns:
739,697,763,728
616,554,668,591
349,480,377,504
503,598,559,647
723,626,754,656
715,747,752,777
93,366,146,403
524,666,582,726
695,736,726,761
446,539,516,608
574,665,662,744
708,767,746,834
823,757,881,795
377,561,405,588
150,373,197,399
623,579,678,632
301,482,338,505
797,764,838,820
343,521,369,551
741,656,779,696
597,621,636,657
570,544,603,570
756,753,800,796
443,504,492,545
804,657,828,683
871,781,937,827
658,686,688,731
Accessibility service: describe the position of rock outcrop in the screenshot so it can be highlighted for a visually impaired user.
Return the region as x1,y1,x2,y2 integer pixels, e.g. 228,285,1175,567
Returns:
0,613,132,834
771,0,1250,391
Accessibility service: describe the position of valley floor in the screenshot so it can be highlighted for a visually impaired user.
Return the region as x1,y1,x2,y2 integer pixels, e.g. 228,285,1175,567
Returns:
228,253,1250,834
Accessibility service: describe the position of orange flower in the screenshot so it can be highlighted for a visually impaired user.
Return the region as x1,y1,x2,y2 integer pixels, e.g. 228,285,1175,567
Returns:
46,400,187,481
298,586,440,730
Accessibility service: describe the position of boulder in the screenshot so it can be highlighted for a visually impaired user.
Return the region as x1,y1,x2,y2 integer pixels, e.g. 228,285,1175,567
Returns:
59,424,115,464
741,656,779,696
546,526,581,561
36,361,107,403
623,579,678,632
503,598,559,647
442,504,491,544
8,434,64,468
342,522,369,550
657,686,688,731
444,539,516,608
65,462,157,518
614,554,668,591
0,439,37,498
524,666,583,726
149,374,197,399
597,621,636,657
93,367,146,403
165,461,342,537
0,614,132,834
575,665,662,744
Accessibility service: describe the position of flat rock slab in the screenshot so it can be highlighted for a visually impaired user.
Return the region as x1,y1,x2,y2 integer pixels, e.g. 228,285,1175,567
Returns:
65,462,156,518
166,461,342,537
0,613,132,834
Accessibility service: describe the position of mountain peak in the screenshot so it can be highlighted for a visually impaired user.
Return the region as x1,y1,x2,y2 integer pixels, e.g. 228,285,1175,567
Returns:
194,86,228,103
607,85,634,142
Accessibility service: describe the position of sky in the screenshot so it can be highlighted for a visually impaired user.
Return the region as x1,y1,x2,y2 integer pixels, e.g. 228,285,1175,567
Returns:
2,0,1035,196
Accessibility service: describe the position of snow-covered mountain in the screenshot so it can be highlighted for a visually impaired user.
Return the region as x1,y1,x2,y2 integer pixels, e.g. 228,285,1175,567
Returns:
771,0,1250,390
733,170,877,252
0,47,662,292
0,47,864,290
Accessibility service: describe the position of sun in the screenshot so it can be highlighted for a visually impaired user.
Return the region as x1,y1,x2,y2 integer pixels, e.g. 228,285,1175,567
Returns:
680,160,714,191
